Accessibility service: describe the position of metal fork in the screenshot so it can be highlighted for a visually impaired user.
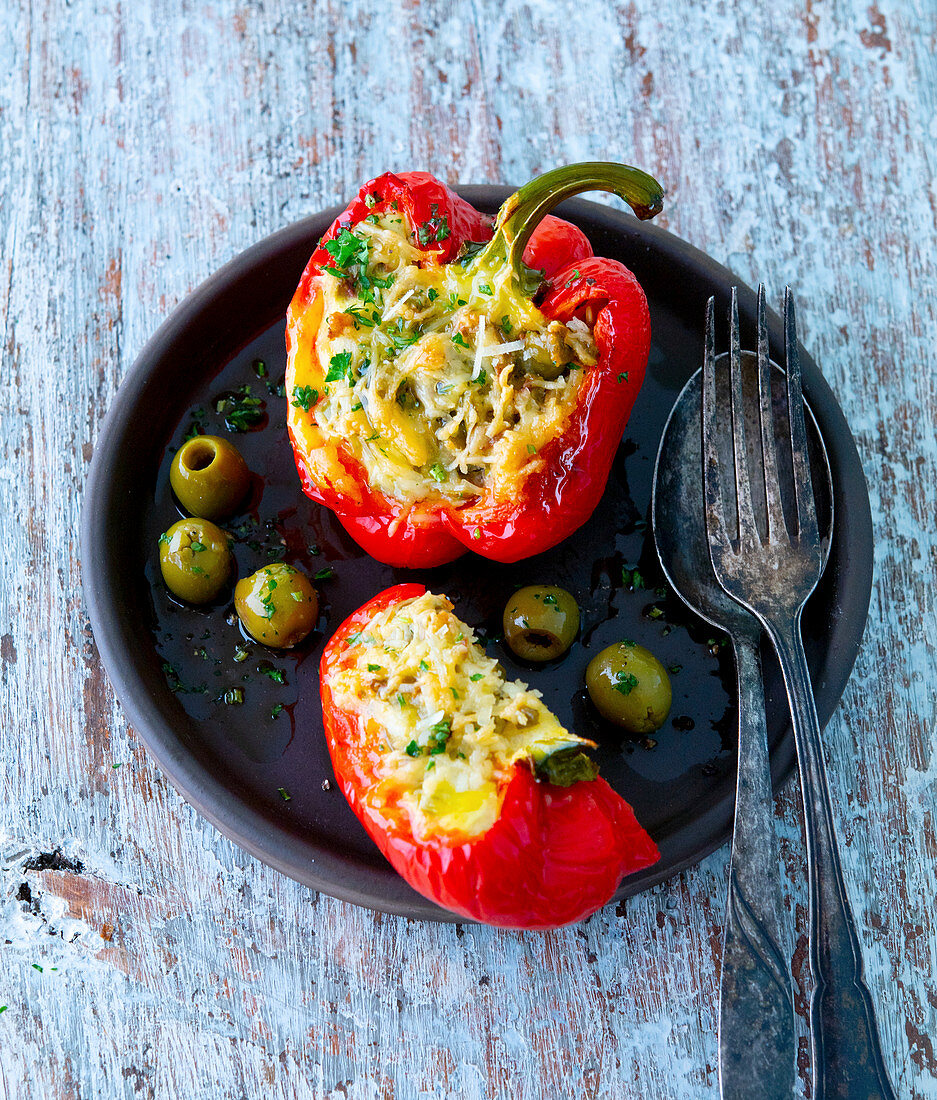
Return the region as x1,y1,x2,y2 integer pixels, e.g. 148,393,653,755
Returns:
703,287,896,1100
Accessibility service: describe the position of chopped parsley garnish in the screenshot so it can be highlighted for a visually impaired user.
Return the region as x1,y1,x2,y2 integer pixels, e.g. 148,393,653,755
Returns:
405,740,421,757
385,318,420,348
215,385,265,432
257,662,286,685
397,694,407,707
470,673,484,682
472,368,487,385
428,720,451,754
291,385,318,411
324,228,369,270
158,532,170,546
325,351,354,383
501,316,512,333
428,463,448,482
527,444,537,455
622,567,645,590
277,786,291,801
427,287,438,301
478,283,493,296
252,358,268,378
344,631,362,646
367,664,383,673
419,659,429,670
161,661,207,696
415,204,451,246
314,567,335,581
344,305,380,328
271,703,285,720
259,577,278,619
617,371,629,383
190,541,206,553
450,332,470,349
542,594,558,605
613,672,639,696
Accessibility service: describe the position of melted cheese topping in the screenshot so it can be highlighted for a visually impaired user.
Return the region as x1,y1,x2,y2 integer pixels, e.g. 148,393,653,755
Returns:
297,214,598,505
328,592,591,840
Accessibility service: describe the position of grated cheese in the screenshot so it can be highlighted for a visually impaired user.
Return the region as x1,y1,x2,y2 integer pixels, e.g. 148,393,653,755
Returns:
327,592,591,840
295,212,600,506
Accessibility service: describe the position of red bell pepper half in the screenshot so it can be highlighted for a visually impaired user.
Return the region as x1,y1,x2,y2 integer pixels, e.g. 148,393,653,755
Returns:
319,583,660,929
287,163,663,568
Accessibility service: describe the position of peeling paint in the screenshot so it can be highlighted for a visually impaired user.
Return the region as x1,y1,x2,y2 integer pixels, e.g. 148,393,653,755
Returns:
1,0,934,1097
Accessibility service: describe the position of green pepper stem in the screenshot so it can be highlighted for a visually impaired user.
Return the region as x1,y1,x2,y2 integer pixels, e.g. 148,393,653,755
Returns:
481,161,664,279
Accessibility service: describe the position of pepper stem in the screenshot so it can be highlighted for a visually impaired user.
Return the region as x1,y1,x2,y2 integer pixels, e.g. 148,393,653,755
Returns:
482,161,664,279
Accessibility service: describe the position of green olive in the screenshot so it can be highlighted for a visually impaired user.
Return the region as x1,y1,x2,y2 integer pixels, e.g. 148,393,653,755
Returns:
586,641,672,733
158,518,233,604
170,435,250,520
502,585,580,662
234,564,318,648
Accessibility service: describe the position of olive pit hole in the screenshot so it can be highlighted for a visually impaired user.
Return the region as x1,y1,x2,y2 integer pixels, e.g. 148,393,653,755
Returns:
183,441,217,471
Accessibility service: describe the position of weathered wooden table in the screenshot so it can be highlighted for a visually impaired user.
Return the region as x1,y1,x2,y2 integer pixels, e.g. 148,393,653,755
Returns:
2,2,934,1097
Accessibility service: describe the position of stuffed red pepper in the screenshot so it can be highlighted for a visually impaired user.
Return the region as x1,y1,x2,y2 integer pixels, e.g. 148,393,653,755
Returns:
287,162,663,567
319,584,660,929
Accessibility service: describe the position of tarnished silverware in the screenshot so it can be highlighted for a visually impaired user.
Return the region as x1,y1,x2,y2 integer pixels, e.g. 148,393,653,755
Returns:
653,347,798,1100
703,286,896,1100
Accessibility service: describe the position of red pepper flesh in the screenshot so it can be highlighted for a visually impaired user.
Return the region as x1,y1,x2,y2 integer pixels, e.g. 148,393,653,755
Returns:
287,163,663,568
319,584,660,929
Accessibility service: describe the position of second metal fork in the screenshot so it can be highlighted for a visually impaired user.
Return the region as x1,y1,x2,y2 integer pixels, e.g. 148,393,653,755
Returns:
703,287,896,1100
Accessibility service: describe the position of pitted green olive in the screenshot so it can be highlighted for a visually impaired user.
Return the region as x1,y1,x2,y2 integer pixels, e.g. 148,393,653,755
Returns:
234,564,318,648
170,435,250,520
586,641,672,733
503,585,579,662
158,518,232,604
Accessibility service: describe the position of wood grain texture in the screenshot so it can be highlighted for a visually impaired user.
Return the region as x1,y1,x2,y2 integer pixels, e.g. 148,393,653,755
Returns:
1,0,934,1096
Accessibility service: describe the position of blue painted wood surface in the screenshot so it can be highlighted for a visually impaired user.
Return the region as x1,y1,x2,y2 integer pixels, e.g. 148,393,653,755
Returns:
1,1,934,1096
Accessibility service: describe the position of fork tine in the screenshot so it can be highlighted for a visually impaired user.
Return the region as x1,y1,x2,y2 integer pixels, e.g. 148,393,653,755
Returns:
702,295,732,557
729,288,759,550
783,288,818,546
756,284,788,542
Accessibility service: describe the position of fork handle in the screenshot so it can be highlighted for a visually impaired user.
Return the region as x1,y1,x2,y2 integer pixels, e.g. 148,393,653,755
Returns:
719,631,795,1100
770,613,897,1100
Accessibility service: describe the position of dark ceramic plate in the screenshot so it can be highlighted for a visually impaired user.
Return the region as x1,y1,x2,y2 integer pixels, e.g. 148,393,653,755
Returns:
81,189,873,922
